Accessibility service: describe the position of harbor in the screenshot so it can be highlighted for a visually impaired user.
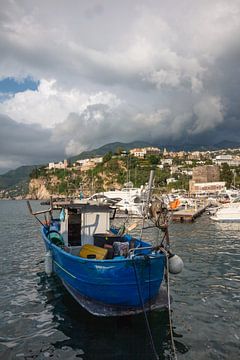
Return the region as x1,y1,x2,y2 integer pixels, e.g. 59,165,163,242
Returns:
0,200,239,359
172,203,209,222
1,1,240,358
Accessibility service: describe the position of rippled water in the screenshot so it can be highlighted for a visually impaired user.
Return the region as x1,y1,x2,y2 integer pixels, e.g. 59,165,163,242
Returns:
0,200,239,359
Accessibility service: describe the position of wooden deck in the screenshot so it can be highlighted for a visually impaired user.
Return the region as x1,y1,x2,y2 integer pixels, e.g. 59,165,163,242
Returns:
172,204,208,222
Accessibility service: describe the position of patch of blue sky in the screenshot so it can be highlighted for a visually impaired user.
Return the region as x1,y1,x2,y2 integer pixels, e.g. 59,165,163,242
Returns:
0,77,39,96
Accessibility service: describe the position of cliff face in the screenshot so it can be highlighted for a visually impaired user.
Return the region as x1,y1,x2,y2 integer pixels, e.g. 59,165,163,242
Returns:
28,178,51,199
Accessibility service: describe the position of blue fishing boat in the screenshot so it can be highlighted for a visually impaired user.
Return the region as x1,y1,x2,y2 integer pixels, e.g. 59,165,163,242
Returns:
27,179,183,316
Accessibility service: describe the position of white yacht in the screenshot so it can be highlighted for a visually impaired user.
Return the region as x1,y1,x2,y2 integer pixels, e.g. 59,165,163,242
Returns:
210,196,240,222
115,195,145,216
87,183,147,217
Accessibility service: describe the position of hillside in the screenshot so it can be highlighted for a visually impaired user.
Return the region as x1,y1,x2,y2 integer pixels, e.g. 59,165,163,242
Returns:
1,139,240,199
70,140,240,163
69,140,151,162
0,165,39,198
27,154,175,199
0,165,39,189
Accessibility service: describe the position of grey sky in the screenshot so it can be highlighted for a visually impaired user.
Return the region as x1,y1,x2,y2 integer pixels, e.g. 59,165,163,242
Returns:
0,0,240,172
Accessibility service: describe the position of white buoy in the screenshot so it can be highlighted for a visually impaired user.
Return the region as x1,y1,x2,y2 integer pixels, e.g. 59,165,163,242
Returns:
168,254,184,274
45,251,53,276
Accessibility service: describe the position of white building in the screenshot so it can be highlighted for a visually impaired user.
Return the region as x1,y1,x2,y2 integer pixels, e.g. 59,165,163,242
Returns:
75,159,90,166
130,147,160,158
189,181,226,195
92,157,103,163
182,169,193,176
166,178,177,184
75,157,103,166
130,148,146,158
73,157,103,171
213,155,240,166
162,158,173,166
170,166,180,175
49,159,68,170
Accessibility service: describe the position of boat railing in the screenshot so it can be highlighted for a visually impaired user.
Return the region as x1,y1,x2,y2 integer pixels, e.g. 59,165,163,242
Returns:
128,245,158,257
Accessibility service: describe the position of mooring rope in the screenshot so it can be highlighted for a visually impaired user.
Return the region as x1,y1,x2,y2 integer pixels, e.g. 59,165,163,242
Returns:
160,247,178,360
132,257,159,360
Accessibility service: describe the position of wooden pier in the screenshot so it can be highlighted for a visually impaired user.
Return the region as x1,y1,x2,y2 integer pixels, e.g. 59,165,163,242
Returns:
172,203,208,222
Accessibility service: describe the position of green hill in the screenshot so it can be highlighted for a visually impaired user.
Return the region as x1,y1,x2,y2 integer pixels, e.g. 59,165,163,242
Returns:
1,139,239,198
0,165,40,197
69,141,151,162
0,165,39,189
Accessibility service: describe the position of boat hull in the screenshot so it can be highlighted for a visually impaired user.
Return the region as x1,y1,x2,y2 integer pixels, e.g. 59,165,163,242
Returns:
62,280,169,316
210,202,240,222
42,230,165,308
211,216,240,222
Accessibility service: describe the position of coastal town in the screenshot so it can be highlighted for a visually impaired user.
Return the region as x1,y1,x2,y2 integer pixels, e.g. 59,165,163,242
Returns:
40,146,240,196
1,2,240,359
1,145,239,204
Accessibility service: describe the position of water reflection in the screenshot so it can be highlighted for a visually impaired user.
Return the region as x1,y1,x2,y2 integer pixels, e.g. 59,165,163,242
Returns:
36,272,189,360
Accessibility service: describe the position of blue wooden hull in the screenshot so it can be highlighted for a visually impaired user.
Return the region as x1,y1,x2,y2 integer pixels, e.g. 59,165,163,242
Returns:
42,228,165,308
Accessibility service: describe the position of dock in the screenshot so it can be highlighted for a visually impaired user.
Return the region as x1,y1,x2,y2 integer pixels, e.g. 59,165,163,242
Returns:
172,204,209,222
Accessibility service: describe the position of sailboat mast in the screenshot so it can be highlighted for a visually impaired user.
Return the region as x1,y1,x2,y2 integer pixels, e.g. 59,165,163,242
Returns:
143,170,155,217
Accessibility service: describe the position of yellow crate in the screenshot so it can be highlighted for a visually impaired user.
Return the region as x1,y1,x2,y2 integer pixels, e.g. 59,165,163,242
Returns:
79,244,108,260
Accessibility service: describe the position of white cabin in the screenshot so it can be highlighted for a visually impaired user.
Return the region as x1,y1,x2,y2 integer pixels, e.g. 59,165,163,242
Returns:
59,203,112,247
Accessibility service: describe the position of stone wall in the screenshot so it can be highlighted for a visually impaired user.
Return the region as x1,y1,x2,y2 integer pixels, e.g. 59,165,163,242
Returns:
192,165,220,183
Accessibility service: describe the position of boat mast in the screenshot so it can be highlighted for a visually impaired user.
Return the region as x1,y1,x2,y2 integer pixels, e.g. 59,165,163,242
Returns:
143,170,155,217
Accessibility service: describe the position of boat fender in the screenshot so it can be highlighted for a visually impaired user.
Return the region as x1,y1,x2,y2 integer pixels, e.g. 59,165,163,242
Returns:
168,254,184,274
45,251,53,276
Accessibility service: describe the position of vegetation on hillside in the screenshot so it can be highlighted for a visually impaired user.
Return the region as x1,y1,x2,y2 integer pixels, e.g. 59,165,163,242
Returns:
1,141,240,199
26,153,192,198
0,165,38,190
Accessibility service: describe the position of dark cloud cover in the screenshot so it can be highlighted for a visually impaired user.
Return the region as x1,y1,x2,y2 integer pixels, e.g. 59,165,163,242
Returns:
0,0,240,172
0,114,65,173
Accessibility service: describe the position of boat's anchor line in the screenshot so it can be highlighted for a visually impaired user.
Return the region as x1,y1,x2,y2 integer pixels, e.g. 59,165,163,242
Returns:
132,255,159,360
161,247,178,360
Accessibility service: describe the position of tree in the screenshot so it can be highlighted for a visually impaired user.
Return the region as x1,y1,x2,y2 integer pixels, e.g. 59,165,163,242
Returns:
115,147,124,156
103,151,112,163
220,163,233,188
147,155,159,165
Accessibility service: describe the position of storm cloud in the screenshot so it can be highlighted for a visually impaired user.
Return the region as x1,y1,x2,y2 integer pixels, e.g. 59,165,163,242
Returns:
0,114,65,173
0,0,240,172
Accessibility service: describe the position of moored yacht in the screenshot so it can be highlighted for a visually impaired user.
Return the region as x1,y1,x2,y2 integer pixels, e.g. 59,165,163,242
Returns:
210,196,240,222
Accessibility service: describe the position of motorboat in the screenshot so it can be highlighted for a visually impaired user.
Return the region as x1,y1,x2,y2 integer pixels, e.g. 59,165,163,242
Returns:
210,196,240,222
115,195,145,216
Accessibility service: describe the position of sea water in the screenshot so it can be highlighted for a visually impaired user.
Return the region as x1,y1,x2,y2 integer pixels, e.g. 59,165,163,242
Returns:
0,200,239,359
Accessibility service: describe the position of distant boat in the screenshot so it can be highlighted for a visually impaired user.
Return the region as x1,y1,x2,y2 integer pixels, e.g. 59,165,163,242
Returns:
114,195,145,216
87,183,147,217
210,196,240,222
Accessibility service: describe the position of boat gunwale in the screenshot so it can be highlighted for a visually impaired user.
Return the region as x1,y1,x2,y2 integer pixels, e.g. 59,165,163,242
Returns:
41,226,165,264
